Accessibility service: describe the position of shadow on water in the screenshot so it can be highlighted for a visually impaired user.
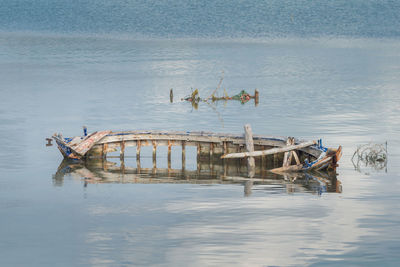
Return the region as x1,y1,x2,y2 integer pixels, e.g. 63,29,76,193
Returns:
53,159,342,196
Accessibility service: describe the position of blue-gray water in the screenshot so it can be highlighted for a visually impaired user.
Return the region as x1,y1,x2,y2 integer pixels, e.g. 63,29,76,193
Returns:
1,1,400,266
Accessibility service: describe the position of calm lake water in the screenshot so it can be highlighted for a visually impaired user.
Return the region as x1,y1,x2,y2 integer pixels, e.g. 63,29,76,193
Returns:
1,1,400,266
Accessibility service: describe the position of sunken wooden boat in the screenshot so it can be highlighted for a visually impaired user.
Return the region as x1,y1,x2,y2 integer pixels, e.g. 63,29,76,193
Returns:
52,125,342,173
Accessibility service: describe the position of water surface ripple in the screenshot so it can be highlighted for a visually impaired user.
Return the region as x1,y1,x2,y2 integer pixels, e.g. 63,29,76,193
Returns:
0,32,400,266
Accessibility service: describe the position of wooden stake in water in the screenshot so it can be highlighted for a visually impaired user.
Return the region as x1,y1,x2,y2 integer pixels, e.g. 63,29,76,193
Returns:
244,124,255,178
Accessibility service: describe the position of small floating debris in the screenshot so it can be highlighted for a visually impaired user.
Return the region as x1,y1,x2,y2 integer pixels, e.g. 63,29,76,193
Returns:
182,88,259,105
45,138,53,146
352,142,387,173
176,71,259,107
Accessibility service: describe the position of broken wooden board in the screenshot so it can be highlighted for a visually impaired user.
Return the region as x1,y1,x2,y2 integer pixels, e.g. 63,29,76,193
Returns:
269,164,304,173
221,140,317,159
69,131,111,157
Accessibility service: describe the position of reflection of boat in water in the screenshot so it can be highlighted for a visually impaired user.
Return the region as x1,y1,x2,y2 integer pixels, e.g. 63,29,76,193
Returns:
53,159,342,195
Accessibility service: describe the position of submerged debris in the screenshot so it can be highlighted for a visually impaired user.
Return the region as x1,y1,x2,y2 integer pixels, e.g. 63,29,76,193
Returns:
179,71,259,108
182,88,259,106
352,142,388,173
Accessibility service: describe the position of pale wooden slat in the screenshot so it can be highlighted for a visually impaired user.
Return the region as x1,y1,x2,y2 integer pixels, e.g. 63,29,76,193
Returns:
244,124,255,177
221,140,317,159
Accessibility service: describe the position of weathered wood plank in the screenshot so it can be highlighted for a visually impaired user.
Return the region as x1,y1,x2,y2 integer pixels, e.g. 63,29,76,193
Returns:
96,131,289,147
152,141,157,161
102,143,108,159
270,164,303,173
244,124,255,177
71,131,111,156
168,140,172,169
136,140,141,159
182,141,186,170
292,150,301,165
91,131,324,157
283,138,291,167
120,141,125,159
221,140,317,159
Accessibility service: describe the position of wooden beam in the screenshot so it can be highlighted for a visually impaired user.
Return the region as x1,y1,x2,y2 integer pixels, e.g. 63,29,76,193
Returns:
292,150,301,165
152,141,157,161
136,156,141,174
182,141,186,170
244,124,255,177
102,143,108,159
221,140,317,159
270,164,303,173
152,141,157,169
283,138,291,167
120,141,125,159
254,89,259,106
136,140,141,159
168,140,172,169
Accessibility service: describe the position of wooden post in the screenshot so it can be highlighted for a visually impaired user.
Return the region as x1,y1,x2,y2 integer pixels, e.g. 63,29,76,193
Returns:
136,157,141,174
120,160,125,173
170,88,173,103
283,138,291,167
292,140,301,165
254,89,259,106
244,124,255,178
152,141,157,168
136,140,141,160
244,180,253,197
182,141,186,170
120,141,125,160
152,141,157,156
168,140,172,170
261,145,266,169
283,137,297,167
197,142,201,159
102,143,108,159
197,142,200,174
136,140,141,174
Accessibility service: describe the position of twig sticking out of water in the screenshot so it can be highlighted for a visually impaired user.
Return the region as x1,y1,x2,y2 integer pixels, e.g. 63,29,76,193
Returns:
352,142,387,173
